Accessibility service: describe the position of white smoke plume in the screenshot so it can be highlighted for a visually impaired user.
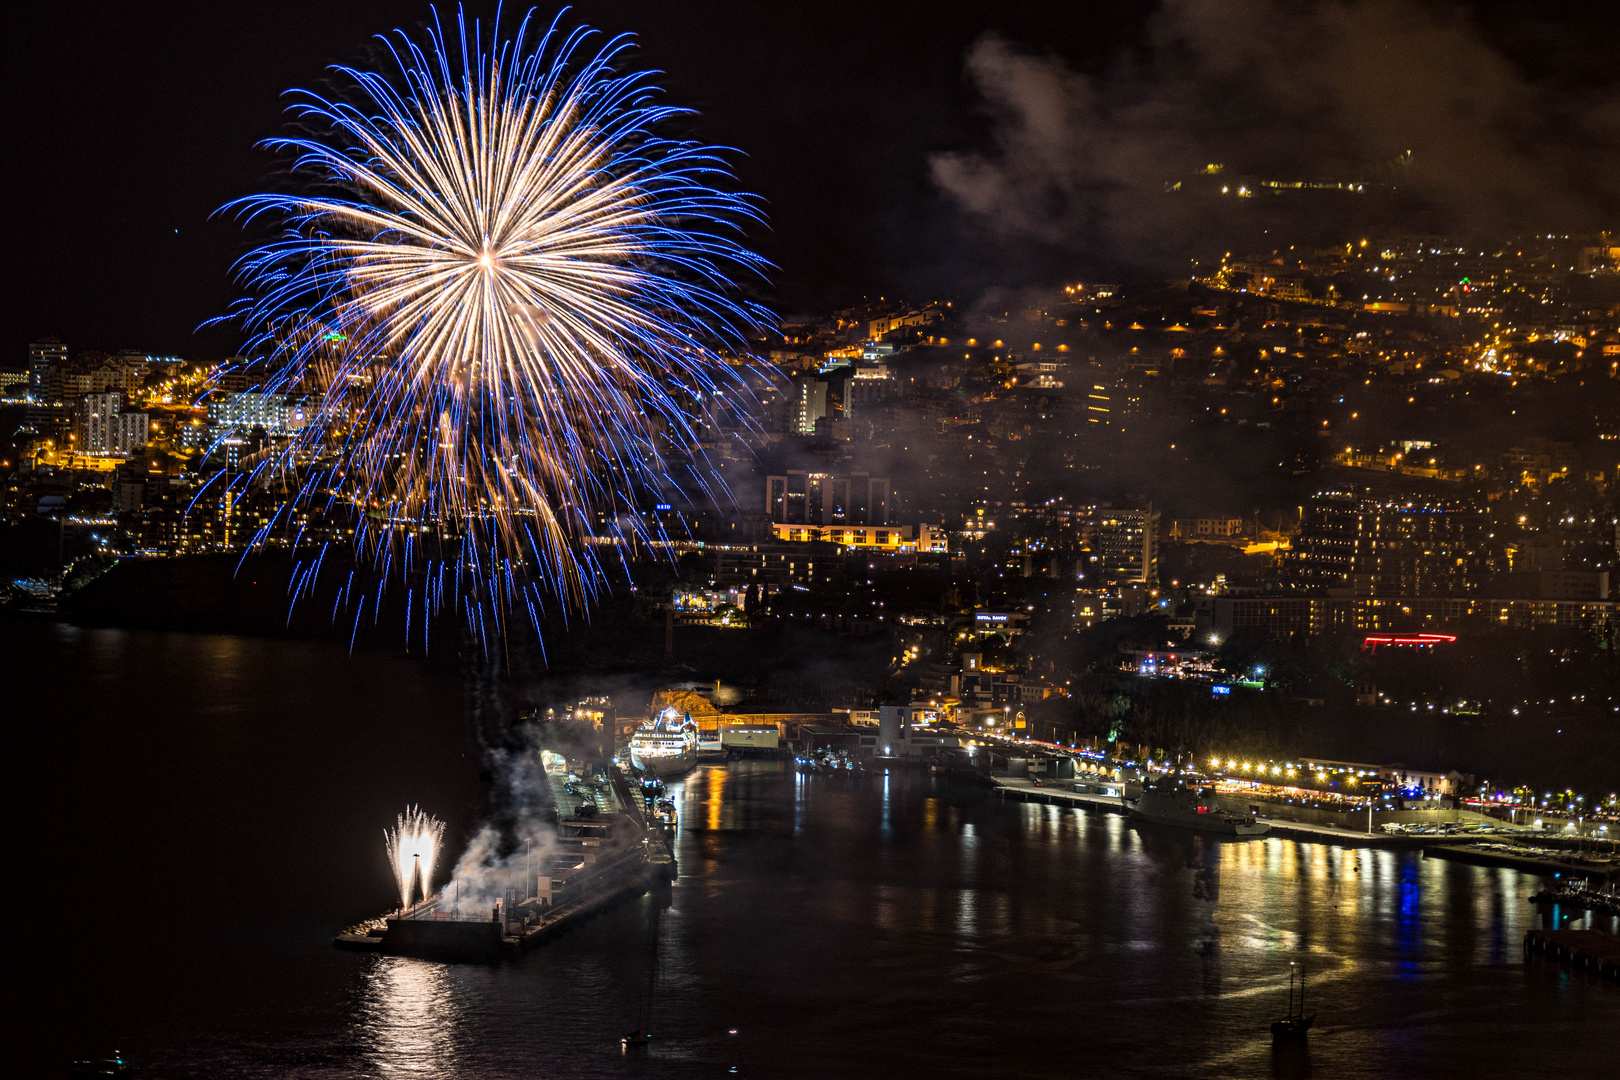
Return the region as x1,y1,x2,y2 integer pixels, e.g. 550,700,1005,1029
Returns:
440,724,562,917
931,0,1620,267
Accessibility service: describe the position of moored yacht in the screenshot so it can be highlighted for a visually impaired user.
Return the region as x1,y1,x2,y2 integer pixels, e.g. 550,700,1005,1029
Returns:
1123,776,1270,836
629,707,698,777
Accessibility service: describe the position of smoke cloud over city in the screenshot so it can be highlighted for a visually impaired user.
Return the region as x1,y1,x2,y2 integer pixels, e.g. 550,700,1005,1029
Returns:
932,0,1620,271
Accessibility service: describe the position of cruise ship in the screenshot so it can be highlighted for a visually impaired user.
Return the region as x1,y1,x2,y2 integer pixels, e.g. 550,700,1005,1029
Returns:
629,708,698,777
1123,776,1270,836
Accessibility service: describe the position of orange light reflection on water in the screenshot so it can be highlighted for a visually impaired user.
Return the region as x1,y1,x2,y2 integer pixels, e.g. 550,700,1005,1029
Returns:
707,766,726,831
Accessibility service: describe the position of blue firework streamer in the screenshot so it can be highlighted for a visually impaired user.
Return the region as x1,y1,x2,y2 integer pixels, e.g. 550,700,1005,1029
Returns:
218,5,772,648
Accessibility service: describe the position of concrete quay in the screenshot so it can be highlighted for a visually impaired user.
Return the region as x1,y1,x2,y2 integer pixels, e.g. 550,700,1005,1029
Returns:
335,764,678,963
334,847,669,963
502,856,664,956
333,930,384,951
989,776,1460,848
1524,929,1620,982
1425,842,1620,880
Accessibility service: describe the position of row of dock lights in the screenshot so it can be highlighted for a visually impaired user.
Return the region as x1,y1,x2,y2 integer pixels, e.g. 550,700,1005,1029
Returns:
1002,735,1615,822
1212,760,1373,781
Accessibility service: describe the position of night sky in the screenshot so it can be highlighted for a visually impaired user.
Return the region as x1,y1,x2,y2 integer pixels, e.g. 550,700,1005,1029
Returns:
3,1,1615,361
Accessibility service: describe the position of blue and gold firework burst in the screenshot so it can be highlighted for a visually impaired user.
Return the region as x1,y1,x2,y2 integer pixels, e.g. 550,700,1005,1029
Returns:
221,6,770,649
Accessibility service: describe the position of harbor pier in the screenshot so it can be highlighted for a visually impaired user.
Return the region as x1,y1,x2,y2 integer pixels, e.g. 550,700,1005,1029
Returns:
336,746,676,963
1523,929,1620,982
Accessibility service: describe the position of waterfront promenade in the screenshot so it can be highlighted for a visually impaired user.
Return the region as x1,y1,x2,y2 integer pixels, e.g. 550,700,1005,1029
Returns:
989,775,1620,877
988,775,1420,846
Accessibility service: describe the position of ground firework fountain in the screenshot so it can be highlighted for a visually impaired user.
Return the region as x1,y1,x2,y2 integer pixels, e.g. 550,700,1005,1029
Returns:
384,807,445,910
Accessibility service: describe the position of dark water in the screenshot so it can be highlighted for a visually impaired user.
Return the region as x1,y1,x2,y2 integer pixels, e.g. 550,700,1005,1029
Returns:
7,623,1618,1079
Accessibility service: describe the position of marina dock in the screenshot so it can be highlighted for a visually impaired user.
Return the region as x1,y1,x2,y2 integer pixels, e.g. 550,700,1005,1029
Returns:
1524,929,1620,982
1425,841,1619,879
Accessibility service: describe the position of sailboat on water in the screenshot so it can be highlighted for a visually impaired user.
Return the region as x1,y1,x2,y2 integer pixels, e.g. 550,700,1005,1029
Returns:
621,904,664,1048
620,1002,653,1048
1271,962,1315,1042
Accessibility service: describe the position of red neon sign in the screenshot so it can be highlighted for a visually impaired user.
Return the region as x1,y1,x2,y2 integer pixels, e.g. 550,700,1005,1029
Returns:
1363,632,1457,650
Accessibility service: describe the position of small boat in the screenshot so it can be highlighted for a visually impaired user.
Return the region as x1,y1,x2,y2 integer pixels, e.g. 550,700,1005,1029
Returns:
652,797,678,829
68,1053,141,1077
1270,962,1315,1043
797,748,855,773
622,992,655,1048
1529,877,1620,916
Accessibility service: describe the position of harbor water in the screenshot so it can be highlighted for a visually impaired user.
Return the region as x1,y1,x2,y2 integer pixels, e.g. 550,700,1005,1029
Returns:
8,622,1618,1078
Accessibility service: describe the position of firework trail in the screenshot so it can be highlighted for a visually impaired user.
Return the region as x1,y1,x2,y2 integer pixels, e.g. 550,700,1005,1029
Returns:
384,806,446,909
219,5,771,649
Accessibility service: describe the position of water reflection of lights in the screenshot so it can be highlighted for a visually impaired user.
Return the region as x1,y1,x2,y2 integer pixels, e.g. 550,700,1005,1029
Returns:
792,769,806,837
356,957,463,1074
956,886,978,936
707,767,726,831
880,772,891,836
667,776,691,857
1103,810,1124,848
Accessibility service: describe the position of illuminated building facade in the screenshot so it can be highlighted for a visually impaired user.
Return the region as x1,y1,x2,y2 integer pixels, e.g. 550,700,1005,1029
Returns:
1088,505,1159,586
792,377,827,434
207,391,297,435
1200,593,1615,639
845,364,896,417
75,392,149,456
768,522,947,552
766,470,889,526
28,338,67,396
1285,494,1499,595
